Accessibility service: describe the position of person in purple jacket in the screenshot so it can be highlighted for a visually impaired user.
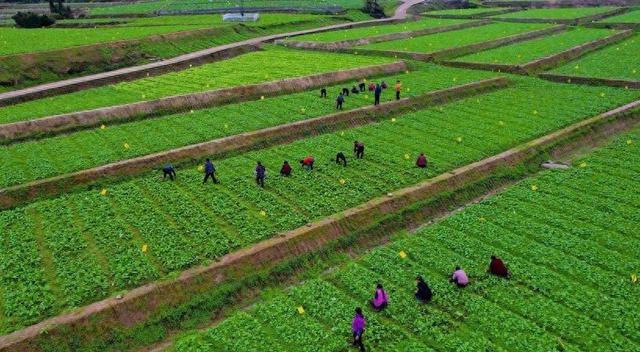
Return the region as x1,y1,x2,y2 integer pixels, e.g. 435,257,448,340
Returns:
255,161,266,188
449,266,469,288
370,283,388,311
352,307,366,352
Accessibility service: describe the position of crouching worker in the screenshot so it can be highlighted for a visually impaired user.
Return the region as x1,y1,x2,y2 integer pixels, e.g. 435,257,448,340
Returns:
255,161,266,188
352,307,366,352
415,276,432,303
370,283,389,311
320,88,327,98
280,160,292,176
336,152,347,167
450,266,469,288
300,156,314,171
416,153,428,169
488,255,510,278
162,163,176,181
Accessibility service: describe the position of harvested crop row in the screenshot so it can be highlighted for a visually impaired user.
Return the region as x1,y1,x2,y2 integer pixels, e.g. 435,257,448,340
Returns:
0,64,496,189
287,18,468,43
172,126,640,352
551,34,640,81
493,6,619,20
0,47,394,125
454,27,617,65
356,22,550,53
0,77,635,334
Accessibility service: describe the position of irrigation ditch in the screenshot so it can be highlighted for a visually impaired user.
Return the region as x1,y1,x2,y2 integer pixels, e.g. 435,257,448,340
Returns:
1,93,638,352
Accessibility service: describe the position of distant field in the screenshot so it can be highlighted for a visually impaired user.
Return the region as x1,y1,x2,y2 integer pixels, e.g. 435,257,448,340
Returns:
493,6,618,20
89,0,399,16
288,18,468,43
424,7,511,16
0,47,395,124
0,14,329,56
455,27,616,65
357,22,549,53
599,8,640,23
551,34,640,81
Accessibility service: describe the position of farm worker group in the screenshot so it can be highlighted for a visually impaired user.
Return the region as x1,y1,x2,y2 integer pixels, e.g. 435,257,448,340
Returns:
351,257,510,351
318,79,402,111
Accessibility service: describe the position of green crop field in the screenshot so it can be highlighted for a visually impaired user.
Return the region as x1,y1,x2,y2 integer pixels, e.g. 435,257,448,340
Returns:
0,47,394,124
0,76,635,334
357,22,550,53
288,18,468,43
454,27,616,65
0,64,496,188
88,0,399,16
493,6,618,20
600,8,640,23
0,14,334,56
424,7,509,16
551,34,640,81
171,125,640,352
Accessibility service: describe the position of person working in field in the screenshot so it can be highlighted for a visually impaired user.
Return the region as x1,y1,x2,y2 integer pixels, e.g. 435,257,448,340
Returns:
351,85,359,94
162,163,176,181
370,283,389,311
415,276,433,303
352,307,366,352
354,140,365,159
374,83,382,106
280,160,292,176
320,87,327,98
416,153,428,169
255,161,266,188
359,80,366,92
381,81,388,90
395,80,402,100
203,158,219,184
336,92,345,110
336,152,347,167
300,155,315,171
488,255,510,278
342,87,350,97
450,266,469,288
368,82,376,92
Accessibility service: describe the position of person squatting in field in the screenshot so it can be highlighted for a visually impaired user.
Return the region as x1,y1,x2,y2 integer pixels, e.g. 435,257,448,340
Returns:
416,153,428,169
162,163,176,181
450,266,469,288
488,255,510,278
300,155,315,171
370,283,389,311
280,160,292,176
354,140,365,159
336,152,347,167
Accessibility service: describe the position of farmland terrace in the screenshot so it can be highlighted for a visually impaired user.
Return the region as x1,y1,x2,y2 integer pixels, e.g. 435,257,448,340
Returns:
0,3,639,352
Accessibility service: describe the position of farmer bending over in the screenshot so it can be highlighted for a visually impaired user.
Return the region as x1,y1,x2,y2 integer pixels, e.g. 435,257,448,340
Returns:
320,88,327,98
162,163,176,181
370,283,389,311
450,266,469,288
416,153,428,169
300,156,315,171
336,152,347,167
488,255,510,278
415,276,432,303
354,140,365,159
280,160,292,176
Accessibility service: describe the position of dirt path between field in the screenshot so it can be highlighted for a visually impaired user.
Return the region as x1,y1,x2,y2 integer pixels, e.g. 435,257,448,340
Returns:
0,0,425,106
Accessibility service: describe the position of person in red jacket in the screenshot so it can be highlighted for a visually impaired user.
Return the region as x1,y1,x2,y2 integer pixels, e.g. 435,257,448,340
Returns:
300,156,315,171
280,160,292,176
488,255,510,278
416,153,428,168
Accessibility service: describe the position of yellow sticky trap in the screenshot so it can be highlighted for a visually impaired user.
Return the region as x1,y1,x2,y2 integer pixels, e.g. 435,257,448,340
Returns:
224,123,229,129
633,69,637,74
142,94,146,99
399,251,407,258
391,118,397,122
141,244,148,253
123,143,130,149
339,178,346,185
260,210,267,217
198,165,204,172
364,79,367,82
452,77,457,82
100,124,106,130
300,108,306,113
100,189,108,196
365,94,369,99
297,306,305,314
406,88,410,92
190,110,194,114
579,162,587,168
627,139,633,145
600,92,606,97
632,273,638,284
404,154,410,160
574,65,579,70
261,96,265,100
456,137,462,143
498,121,504,126
405,70,409,74
479,217,486,222
340,131,345,136
189,64,193,67
533,110,538,115
531,185,538,192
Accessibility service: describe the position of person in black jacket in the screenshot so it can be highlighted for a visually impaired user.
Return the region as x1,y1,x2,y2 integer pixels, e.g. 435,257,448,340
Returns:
336,152,347,167
415,276,432,303
162,163,176,181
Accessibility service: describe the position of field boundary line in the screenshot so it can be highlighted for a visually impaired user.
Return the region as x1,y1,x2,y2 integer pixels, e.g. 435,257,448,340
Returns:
441,29,634,74
538,72,640,89
1,94,638,352
336,25,566,62
0,77,511,210
421,8,520,19
0,61,407,143
274,19,491,50
491,7,628,25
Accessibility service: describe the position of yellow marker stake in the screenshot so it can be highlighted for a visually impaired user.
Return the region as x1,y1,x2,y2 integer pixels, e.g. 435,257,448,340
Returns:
391,118,397,122
261,96,265,100
627,139,633,145
100,189,108,196
498,121,504,126
399,251,407,258
224,123,229,129
600,92,606,97
123,143,130,149
198,165,204,172
340,131,345,136
632,273,638,284
297,306,305,314
456,137,462,143
404,154,410,160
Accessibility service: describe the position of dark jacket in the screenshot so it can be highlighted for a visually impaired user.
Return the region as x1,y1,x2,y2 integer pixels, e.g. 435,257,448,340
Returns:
256,165,266,178
416,281,432,302
374,84,382,95
205,161,215,174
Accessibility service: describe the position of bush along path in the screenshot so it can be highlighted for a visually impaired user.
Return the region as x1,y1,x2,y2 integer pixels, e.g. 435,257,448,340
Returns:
0,76,636,335
171,125,640,352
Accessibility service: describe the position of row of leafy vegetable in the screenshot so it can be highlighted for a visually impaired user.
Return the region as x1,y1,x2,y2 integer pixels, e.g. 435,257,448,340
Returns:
0,76,636,333
172,127,640,352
